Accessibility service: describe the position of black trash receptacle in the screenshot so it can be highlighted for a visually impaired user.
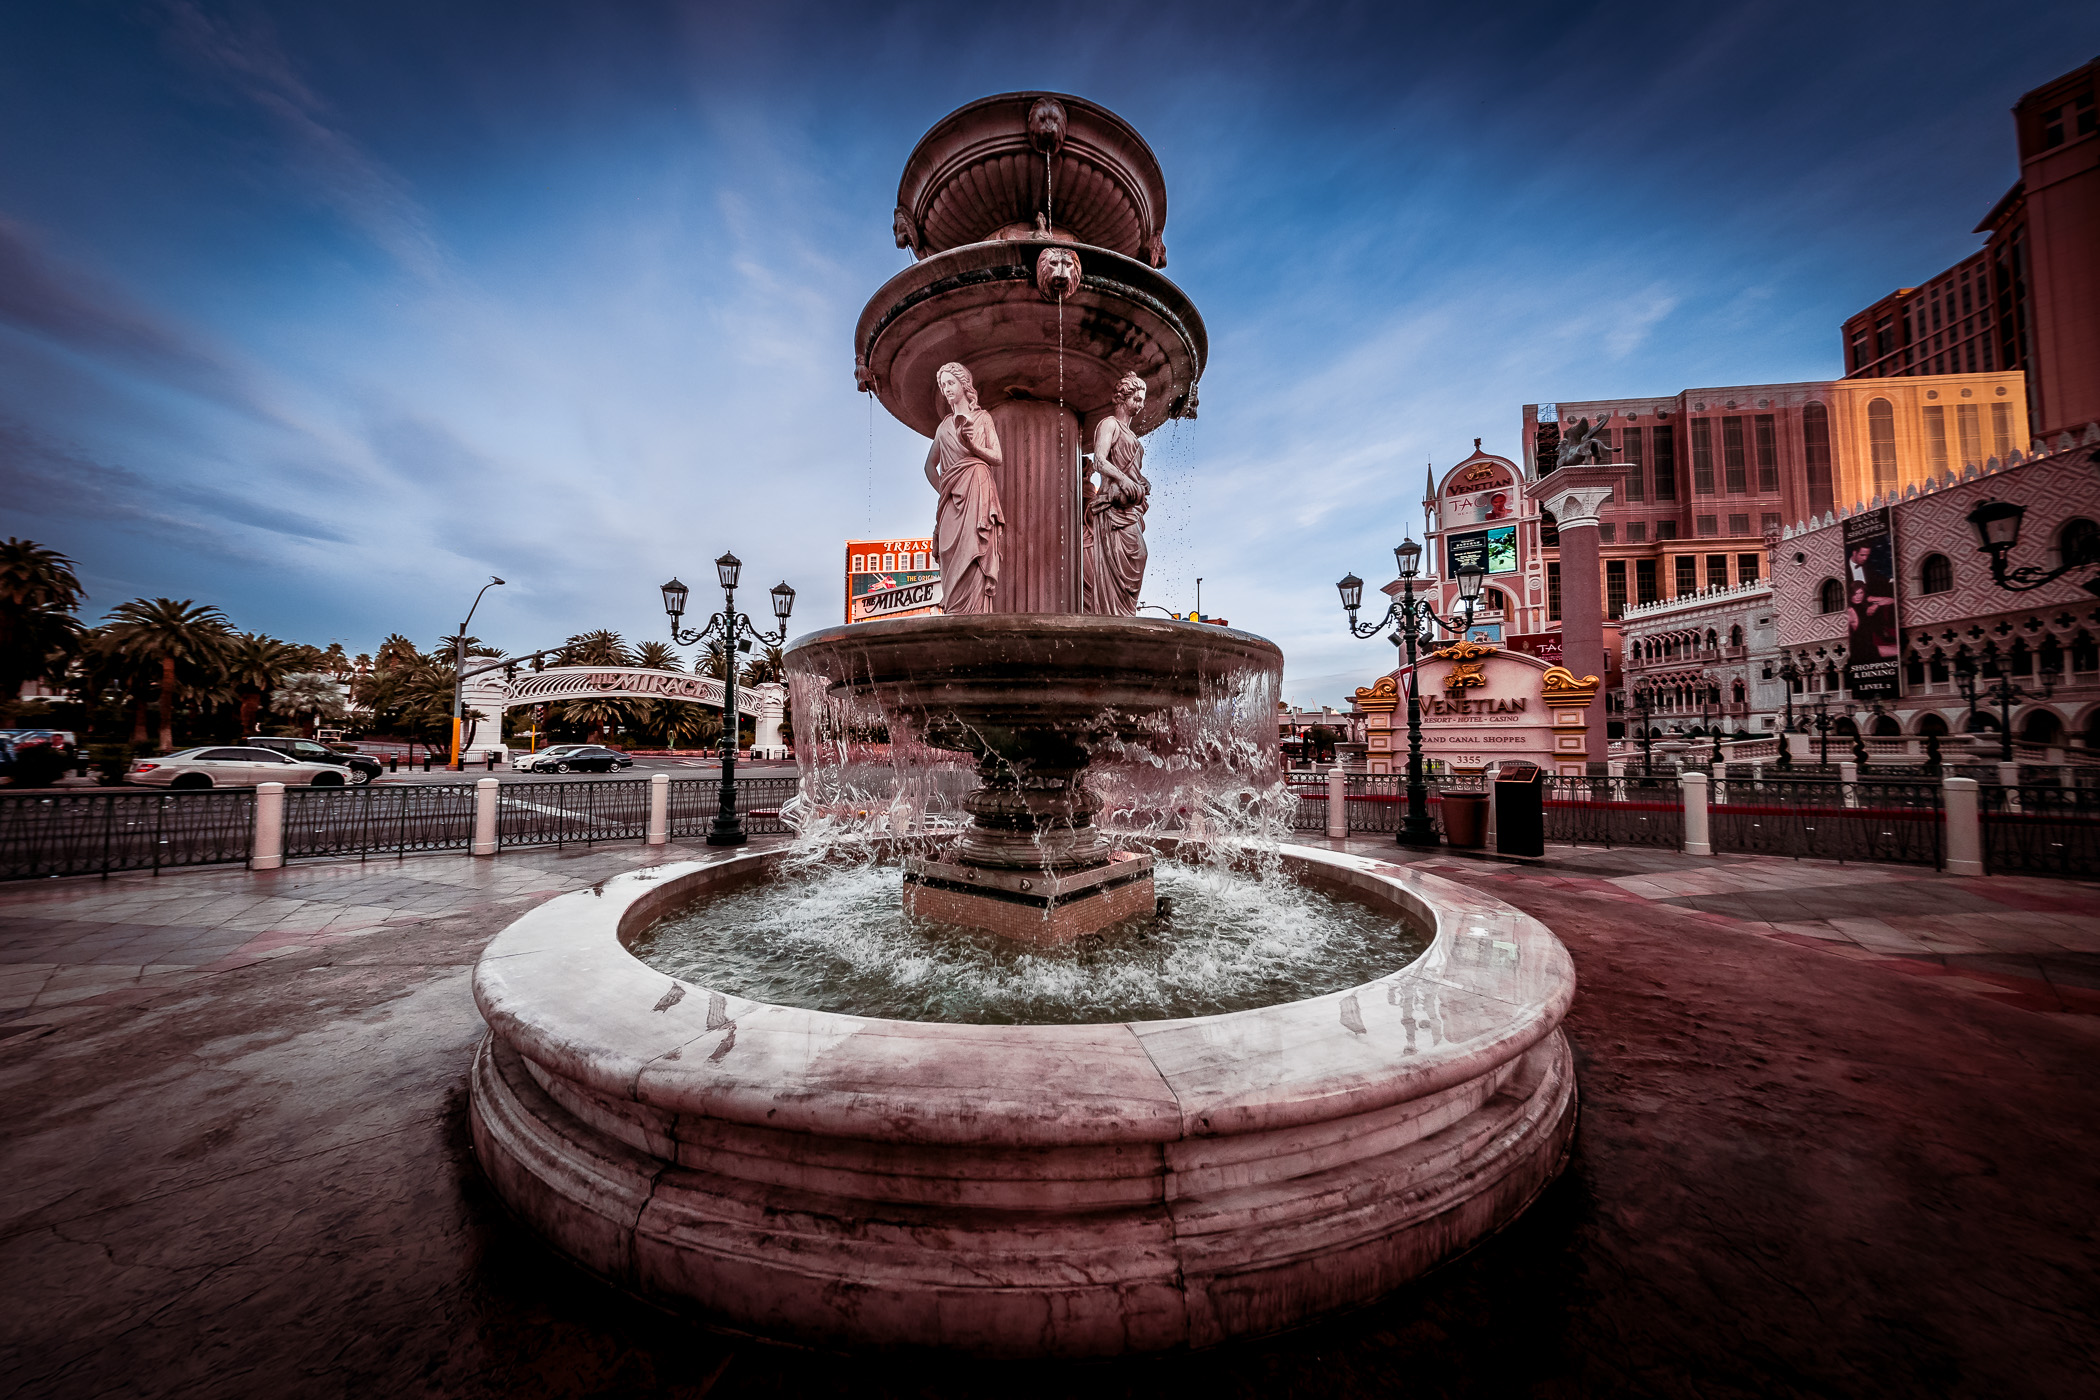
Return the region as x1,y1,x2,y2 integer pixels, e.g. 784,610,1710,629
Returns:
1494,762,1546,857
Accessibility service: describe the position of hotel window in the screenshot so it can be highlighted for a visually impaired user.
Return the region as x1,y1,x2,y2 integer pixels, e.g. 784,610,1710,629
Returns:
1920,554,1953,594
1875,318,1894,358
1922,406,1949,474
1753,415,1777,492
1547,562,1561,621
850,554,865,571
1956,404,1982,465
1598,523,1616,542
1737,553,1761,583
1691,419,1716,494
1761,512,1781,533
1848,329,1869,372
1626,522,1647,543
1705,554,1729,588
1818,579,1844,613
1867,398,1897,493
1635,559,1658,604
1990,403,2012,459
1727,513,1749,536
1656,520,1679,540
1696,515,1717,537
1721,416,1747,493
1652,423,1678,500
1606,560,1627,619
1675,556,1697,595
1802,403,1833,514
1623,427,1645,500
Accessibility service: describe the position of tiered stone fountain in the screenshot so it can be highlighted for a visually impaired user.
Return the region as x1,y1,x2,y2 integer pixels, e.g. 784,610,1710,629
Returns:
468,92,1578,1357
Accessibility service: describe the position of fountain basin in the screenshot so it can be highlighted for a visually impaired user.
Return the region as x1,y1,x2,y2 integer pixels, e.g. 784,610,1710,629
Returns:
468,844,1577,1355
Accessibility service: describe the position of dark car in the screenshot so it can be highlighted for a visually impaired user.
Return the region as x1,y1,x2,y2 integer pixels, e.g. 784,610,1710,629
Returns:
534,745,633,774
244,735,381,784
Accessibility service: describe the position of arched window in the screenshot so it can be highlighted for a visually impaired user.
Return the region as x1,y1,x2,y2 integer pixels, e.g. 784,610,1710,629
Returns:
1802,402,1834,514
2021,710,2063,745
1872,715,1902,737
1728,624,1743,648
1486,588,1508,612
1917,713,1949,737
1867,398,1897,494
1704,628,1719,650
1818,578,1845,613
1731,679,1745,703
1920,554,1953,594
2060,518,2100,567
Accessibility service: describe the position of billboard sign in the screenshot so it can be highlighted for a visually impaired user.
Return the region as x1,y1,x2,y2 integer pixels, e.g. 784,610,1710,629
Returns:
1443,461,1518,529
1841,507,1901,697
846,537,941,624
1446,525,1519,576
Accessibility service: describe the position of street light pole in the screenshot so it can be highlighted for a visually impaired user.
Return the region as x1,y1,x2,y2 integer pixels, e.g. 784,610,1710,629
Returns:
1337,540,1485,847
1953,652,2058,763
451,576,504,771
663,555,794,846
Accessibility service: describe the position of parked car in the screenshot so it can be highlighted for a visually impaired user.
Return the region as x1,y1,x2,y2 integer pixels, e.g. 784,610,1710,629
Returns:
514,744,632,774
244,735,380,784
127,747,357,789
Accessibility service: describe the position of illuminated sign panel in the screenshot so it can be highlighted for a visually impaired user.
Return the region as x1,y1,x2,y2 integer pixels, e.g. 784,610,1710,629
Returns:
845,536,941,623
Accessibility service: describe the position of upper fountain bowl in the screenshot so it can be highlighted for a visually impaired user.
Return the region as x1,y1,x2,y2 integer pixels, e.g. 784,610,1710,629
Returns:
894,92,1169,266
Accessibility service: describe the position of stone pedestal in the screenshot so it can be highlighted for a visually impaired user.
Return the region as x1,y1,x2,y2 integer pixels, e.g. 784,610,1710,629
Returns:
903,850,1154,944
986,399,1082,613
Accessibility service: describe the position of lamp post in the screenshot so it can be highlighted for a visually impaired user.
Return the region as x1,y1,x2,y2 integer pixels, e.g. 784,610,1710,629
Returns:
1775,658,1805,769
1953,651,2058,763
1337,540,1485,846
662,554,794,846
450,576,504,770
1966,498,2100,595
1629,680,1659,776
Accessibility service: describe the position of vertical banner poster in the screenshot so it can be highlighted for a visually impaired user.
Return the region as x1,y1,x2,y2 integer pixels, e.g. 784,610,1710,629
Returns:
1841,507,1901,697
846,537,941,623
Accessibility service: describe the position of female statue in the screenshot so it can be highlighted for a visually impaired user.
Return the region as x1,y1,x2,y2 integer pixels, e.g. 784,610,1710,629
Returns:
923,361,1004,615
1083,373,1151,615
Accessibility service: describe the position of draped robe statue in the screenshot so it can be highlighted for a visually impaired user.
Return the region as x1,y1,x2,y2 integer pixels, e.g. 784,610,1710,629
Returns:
1083,374,1150,616
923,362,1004,615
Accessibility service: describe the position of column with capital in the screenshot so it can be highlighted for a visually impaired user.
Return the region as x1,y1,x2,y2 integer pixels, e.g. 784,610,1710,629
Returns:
1540,466,1625,766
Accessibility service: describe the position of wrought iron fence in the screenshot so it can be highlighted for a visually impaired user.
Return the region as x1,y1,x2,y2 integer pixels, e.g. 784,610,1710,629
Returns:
498,779,650,848
1287,774,1328,831
1708,778,1942,867
669,775,800,838
1543,776,1683,849
0,789,254,879
1979,784,2100,876
283,783,477,859
1340,773,1482,837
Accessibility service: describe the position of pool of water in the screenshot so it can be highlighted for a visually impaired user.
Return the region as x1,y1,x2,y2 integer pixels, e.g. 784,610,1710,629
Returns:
630,853,1428,1026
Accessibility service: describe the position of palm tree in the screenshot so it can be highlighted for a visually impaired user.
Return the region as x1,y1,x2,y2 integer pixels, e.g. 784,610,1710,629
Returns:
374,633,420,671
635,640,682,673
742,639,787,688
0,539,86,699
561,629,636,667
103,599,232,751
272,672,350,737
224,633,301,735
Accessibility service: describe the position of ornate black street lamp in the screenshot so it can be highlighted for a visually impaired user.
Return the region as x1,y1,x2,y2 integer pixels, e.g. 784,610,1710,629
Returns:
1966,498,2100,595
1629,679,1659,776
1337,540,1486,846
1775,657,1801,770
662,553,794,846
1809,693,1836,767
1953,650,2058,763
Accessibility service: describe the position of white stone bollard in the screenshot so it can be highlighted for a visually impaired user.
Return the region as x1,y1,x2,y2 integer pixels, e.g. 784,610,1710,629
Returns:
1679,770,1712,856
473,777,500,856
1942,776,1984,877
649,772,670,846
1838,760,1859,807
251,781,285,871
1996,761,2022,814
1326,766,1346,839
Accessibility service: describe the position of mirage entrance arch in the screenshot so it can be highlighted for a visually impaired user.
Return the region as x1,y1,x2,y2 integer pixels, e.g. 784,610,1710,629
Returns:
457,667,787,761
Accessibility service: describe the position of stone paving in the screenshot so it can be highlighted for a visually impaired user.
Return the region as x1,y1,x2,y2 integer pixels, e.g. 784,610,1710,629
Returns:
1,839,2096,1396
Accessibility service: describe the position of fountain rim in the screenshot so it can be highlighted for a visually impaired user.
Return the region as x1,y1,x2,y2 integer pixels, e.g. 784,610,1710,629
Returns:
854,238,1206,436
781,611,1282,670
470,842,1576,1149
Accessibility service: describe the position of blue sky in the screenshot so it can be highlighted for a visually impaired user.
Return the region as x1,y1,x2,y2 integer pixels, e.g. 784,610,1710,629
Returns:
2,1,2092,705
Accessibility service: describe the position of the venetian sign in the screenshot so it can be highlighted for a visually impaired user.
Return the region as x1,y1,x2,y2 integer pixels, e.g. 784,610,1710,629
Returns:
1413,640,1555,769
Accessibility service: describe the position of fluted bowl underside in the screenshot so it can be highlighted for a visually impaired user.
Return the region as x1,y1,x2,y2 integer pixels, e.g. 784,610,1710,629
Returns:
784,614,1281,746
856,241,1205,436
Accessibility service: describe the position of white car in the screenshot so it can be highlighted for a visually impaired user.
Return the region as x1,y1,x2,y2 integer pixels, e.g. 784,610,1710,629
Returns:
512,744,586,773
128,746,355,789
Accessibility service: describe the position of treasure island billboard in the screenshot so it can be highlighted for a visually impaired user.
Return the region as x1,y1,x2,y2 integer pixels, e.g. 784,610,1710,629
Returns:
846,537,942,624
1841,508,1901,698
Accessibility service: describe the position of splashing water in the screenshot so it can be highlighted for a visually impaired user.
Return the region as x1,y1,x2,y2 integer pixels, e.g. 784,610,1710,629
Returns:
632,851,1425,1026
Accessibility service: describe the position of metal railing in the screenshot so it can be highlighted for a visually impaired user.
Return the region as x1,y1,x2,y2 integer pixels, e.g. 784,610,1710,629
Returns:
1543,776,1684,849
283,783,477,859
1341,773,1481,837
1979,785,2100,876
668,775,799,838
1287,774,1328,831
1708,778,1943,867
498,779,650,848
0,790,254,879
